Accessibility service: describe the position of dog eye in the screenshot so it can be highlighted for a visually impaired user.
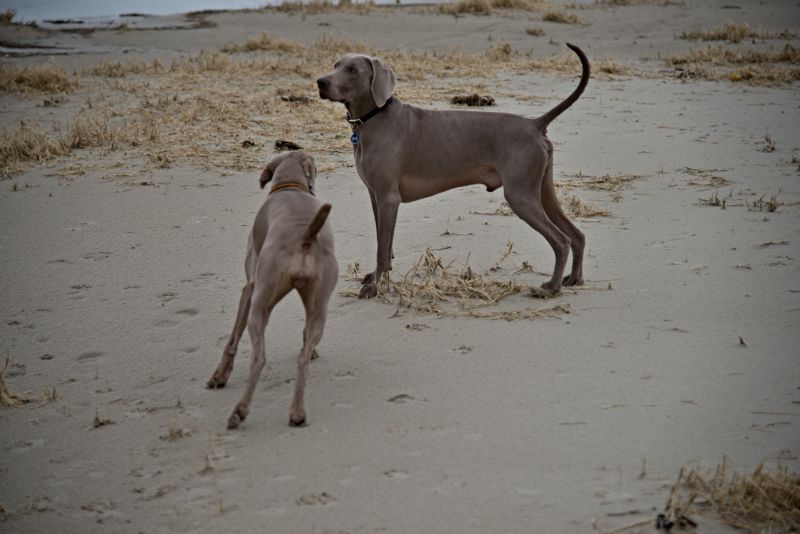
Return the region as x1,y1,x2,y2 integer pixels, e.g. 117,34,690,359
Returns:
348,66,357,73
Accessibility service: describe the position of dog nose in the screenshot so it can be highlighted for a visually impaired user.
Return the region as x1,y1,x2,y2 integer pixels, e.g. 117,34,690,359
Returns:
317,78,328,89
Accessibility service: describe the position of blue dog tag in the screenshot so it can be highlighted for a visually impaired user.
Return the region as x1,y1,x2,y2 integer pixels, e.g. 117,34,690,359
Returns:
351,131,360,145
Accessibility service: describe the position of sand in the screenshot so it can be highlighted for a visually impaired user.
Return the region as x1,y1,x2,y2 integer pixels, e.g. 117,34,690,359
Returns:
1,1,799,532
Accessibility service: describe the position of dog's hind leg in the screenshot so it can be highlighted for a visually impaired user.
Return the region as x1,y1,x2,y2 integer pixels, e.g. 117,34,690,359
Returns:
504,157,572,294
290,290,327,427
227,278,290,429
540,147,584,286
207,281,253,389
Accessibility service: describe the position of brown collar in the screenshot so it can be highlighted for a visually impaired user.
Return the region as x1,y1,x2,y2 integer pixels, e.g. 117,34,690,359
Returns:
269,182,311,195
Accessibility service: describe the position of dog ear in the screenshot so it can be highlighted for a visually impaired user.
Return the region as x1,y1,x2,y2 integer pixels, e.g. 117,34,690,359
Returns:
301,153,317,181
260,152,289,189
369,56,395,108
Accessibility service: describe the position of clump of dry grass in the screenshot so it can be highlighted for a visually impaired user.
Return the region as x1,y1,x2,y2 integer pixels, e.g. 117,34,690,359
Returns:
0,64,75,93
221,32,303,53
489,42,515,61
0,122,69,175
542,11,581,24
438,0,549,15
278,0,375,14
679,22,793,44
663,458,800,532
0,356,37,407
83,59,164,78
746,193,782,212
559,191,610,217
0,8,15,24
666,43,799,66
526,27,546,36
665,43,800,84
342,248,569,319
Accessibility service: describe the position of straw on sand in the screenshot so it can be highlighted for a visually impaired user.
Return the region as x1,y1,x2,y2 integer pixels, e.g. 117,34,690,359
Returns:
663,457,800,532
0,356,37,407
342,247,570,320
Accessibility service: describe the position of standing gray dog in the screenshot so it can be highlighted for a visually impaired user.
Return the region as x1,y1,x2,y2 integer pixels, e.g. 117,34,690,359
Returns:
317,44,590,298
207,150,338,429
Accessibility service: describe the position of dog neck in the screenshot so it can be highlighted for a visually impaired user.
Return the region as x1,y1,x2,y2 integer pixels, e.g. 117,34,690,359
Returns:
346,97,395,129
269,181,312,195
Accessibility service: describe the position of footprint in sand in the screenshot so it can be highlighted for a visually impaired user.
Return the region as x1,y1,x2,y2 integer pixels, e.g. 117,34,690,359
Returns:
77,351,105,363
82,252,112,261
157,291,178,304
295,493,336,506
68,284,92,299
175,308,199,317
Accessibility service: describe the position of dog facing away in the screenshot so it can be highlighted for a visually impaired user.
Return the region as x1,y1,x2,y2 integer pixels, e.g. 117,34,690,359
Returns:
207,150,338,429
317,44,590,299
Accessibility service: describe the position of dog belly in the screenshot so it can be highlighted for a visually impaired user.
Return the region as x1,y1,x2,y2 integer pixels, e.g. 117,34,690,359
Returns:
399,166,501,202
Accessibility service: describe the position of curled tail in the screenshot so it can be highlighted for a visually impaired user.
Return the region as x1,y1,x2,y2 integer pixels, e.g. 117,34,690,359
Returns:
534,43,590,132
292,203,332,289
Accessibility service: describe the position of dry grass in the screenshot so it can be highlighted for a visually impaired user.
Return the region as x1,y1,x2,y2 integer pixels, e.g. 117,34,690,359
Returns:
680,167,732,187
341,247,570,319
278,0,376,14
664,458,800,532
665,43,800,84
0,8,15,24
221,32,303,53
2,31,623,178
1,112,161,177
542,11,581,24
0,356,37,407
526,27,546,36
0,64,75,93
438,0,552,15
559,191,610,217
0,122,70,176
83,58,164,78
582,173,642,191
666,43,799,66
679,22,794,44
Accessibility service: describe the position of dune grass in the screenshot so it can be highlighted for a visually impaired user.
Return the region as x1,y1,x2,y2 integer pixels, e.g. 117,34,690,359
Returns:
665,43,800,84
0,64,75,93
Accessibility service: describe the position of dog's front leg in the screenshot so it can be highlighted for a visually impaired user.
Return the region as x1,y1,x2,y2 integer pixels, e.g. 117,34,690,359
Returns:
360,196,399,299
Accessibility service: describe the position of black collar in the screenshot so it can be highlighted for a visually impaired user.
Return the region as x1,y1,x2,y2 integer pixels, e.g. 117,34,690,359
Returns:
346,97,394,128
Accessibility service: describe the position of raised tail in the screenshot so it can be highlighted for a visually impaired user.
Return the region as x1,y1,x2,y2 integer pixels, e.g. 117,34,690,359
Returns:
292,203,332,289
302,203,332,243
534,43,590,131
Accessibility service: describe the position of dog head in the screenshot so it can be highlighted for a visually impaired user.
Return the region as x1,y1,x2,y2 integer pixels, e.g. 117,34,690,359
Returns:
317,54,395,109
259,150,317,193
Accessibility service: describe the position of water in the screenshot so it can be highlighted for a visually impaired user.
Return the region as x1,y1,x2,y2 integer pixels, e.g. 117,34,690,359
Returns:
3,0,586,25
3,0,270,22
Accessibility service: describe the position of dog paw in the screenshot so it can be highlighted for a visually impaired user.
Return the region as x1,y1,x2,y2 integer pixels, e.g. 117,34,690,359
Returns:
206,376,226,389
361,271,376,285
227,405,248,429
562,274,584,287
359,281,378,299
540,281,562,296
289,415,307,427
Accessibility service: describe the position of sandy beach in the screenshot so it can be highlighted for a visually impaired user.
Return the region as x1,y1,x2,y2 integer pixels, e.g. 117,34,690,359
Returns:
1,0,799,532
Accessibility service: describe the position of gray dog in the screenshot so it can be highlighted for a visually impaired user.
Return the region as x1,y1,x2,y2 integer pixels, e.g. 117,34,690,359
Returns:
317,44,590,298
207,150,338,429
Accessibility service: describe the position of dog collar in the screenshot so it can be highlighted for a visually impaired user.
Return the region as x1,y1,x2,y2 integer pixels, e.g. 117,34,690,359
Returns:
346,97,394,144
269,182,313,196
